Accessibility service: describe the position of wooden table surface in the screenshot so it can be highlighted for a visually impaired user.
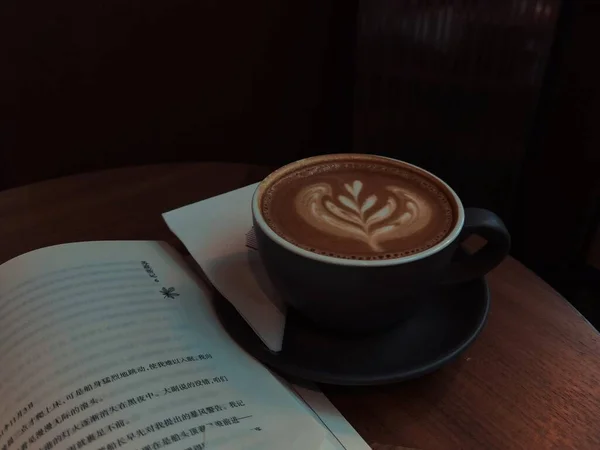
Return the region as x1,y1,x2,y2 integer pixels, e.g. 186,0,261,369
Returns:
1,163,599,449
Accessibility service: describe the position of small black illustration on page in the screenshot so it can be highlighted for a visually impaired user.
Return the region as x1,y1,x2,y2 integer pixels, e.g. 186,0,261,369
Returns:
160,287,180,299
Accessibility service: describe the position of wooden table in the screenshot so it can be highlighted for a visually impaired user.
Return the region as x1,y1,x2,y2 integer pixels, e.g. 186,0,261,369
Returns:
1,163,599,449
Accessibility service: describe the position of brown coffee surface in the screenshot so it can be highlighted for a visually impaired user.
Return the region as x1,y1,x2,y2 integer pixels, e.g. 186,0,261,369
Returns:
261,156,457,259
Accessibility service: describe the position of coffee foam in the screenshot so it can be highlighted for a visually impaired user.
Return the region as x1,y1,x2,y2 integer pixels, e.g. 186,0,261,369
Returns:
259,155,457,260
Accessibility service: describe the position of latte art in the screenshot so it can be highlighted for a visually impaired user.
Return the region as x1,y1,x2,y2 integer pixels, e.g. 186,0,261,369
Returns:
259,155,456,259
296,180,431,251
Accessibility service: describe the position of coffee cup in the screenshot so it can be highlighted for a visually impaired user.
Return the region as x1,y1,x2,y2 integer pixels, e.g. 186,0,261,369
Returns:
251,154,510,333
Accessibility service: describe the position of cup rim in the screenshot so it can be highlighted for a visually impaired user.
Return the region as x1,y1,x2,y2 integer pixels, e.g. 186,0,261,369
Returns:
252,154,465,267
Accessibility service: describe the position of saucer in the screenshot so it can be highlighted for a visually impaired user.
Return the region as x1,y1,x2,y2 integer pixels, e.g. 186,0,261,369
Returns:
214,277,490,385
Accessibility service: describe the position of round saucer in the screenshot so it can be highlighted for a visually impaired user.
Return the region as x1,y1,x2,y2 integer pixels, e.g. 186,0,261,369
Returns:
214,277,490,385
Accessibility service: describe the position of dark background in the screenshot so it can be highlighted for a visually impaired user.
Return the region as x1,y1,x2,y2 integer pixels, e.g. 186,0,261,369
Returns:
0,0,354,185
1,0,599,320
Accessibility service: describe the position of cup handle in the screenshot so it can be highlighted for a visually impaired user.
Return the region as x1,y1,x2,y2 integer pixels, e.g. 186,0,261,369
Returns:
442,208,511,284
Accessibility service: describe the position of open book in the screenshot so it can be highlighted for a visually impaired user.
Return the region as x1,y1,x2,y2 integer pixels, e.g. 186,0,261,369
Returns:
0,241,370,450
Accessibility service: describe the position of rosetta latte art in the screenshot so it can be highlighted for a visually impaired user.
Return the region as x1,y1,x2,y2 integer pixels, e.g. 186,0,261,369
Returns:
295,180,432,252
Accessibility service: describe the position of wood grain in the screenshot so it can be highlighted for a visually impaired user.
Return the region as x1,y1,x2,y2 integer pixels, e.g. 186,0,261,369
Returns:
1,163,599,449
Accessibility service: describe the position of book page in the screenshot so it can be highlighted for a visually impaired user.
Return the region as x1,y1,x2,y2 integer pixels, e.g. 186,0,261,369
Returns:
0,241,326,450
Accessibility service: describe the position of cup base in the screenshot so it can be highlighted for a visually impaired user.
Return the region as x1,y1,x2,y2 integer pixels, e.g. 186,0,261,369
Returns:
289,296,421,336
214,276,490,385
